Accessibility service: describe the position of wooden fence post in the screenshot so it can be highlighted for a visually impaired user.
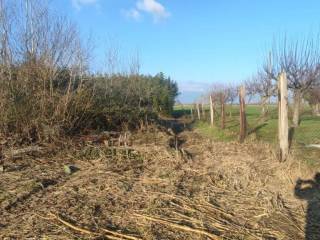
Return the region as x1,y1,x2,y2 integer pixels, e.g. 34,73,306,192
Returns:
220,94,225,129
278,72,289,161
239,85,247,143
210,95,215,127
190,106,194,119
196,103,201,120
201,102,206,119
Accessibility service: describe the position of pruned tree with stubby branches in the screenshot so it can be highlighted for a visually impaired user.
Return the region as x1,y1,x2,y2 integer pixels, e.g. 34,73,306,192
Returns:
245,70,276,117
208,84,237,129
263,36,320,127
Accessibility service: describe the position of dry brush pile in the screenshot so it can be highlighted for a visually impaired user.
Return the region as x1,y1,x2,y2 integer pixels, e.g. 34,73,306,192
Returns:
0,122,312,239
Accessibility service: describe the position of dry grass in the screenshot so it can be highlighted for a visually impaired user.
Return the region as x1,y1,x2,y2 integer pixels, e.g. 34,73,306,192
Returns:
0,124,314,239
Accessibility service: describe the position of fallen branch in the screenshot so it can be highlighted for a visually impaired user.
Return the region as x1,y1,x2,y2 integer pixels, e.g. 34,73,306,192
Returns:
45,213,141,240
101,228,142,240
5,146,43,159
48,213,93,235
306,144,320,149
134,213,221,240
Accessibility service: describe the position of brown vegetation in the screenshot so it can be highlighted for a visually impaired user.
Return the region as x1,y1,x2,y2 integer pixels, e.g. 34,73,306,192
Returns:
0,1,178,144
0,119,314,239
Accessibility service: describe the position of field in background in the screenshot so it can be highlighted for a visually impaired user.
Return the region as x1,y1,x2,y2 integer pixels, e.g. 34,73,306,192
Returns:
174,104,320,167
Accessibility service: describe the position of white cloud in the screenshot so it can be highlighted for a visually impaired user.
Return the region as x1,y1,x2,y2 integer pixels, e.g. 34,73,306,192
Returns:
136,0,170,22
72,0,98,10
123,0,169,23
123,8,142,21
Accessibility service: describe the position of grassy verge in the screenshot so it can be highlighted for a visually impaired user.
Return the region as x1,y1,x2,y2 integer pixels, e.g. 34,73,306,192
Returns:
174,104,320,167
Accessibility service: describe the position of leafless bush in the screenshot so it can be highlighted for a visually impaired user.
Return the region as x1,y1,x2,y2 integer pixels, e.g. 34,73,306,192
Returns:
0,0,92,142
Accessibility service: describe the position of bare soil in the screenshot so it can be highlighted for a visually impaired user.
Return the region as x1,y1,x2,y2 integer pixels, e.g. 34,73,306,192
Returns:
0,119,314,239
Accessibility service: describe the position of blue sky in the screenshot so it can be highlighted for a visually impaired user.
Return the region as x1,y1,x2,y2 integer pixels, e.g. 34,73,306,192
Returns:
52,0,320,103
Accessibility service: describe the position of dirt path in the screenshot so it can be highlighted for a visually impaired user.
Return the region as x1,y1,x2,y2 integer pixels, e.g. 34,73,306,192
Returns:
0,119,311,239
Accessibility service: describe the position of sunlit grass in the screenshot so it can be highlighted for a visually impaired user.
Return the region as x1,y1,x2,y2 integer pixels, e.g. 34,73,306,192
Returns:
174,104,320,166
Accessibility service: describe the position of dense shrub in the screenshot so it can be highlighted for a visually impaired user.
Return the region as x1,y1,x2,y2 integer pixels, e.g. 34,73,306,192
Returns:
0,64,178,141
74,72,179,131
0,1,179,142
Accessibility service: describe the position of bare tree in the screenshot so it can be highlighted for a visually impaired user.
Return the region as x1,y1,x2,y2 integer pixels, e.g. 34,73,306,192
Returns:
0,0,12,67
209,84,235,129
246,70,275,116
263,36,320,126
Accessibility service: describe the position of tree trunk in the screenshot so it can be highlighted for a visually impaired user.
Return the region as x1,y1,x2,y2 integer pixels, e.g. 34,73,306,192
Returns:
239,86,247,143
292,89,302,127
261,96,269,116
316,103,320,116
312,103,320,116
278,72,289,162
210,95,215,127
190,107,194,119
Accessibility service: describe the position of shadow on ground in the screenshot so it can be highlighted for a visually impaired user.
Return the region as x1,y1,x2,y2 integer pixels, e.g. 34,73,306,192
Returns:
295,173,320,240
